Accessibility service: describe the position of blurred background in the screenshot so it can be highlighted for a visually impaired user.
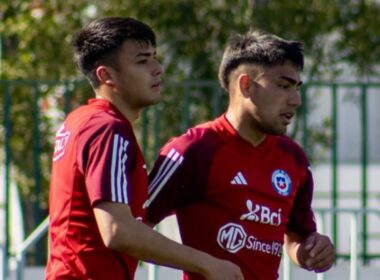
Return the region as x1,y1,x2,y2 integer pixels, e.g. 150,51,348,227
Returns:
1,0,380,279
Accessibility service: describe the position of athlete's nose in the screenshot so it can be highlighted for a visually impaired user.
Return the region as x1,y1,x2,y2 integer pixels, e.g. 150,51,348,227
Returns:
152,60,163,77
288,89,302,108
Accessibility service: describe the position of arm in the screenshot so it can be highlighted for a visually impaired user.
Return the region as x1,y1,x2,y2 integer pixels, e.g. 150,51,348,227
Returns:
285,150,334,272
94,201,244,280
284,230,335,273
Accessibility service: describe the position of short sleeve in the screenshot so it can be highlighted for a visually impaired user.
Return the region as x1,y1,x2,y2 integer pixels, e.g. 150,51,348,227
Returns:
77,120,136,206
287,166,317,236
145,142,187,224
146,128,220,225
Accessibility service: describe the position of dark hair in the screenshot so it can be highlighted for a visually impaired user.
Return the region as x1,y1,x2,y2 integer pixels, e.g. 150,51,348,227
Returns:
73,17,156,88
218,29,304,91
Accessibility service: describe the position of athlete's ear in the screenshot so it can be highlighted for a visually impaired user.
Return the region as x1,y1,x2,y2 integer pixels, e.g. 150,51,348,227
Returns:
96,66,116,87
238,73,251,97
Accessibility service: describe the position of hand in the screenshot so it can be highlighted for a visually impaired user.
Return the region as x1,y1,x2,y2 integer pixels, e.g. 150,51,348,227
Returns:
297,232,335,273
203,259,244,280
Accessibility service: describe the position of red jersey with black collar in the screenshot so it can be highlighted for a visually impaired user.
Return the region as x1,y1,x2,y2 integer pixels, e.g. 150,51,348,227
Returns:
46,98,147,280
146,114,316,280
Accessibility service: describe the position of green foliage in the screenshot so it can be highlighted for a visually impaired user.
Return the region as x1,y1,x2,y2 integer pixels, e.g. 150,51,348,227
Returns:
336,1,380,76
2,0,379,81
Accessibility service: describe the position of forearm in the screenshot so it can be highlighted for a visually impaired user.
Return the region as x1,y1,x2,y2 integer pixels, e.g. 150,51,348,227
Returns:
117,218,215,275
94,203,217,276
284,232,304,267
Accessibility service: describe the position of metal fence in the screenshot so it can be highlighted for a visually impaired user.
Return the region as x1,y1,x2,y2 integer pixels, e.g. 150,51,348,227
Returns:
1,79,380,279
8,208,380,280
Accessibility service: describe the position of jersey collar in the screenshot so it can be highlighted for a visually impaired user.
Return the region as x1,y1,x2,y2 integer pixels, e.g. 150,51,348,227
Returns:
216,114,274,150
88,98,132,129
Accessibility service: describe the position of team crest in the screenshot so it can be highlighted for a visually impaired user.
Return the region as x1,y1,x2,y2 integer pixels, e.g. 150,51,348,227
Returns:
271,169,292,196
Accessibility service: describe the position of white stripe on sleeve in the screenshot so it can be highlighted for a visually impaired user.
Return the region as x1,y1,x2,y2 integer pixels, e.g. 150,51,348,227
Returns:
111,133,129,203
144,148,184,208
111,134,119,202
148,148,178,193
121,139,129,203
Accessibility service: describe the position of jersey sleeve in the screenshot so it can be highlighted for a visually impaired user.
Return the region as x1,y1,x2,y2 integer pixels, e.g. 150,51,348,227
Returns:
286,163,317,237
145,135,202,225
77,120,136,206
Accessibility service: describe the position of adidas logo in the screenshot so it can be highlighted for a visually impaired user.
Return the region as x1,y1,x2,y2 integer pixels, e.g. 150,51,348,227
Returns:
231,172,248,185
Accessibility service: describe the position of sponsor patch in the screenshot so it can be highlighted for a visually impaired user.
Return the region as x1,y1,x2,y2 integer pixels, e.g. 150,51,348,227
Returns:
217,222,282,256
240,199,282,227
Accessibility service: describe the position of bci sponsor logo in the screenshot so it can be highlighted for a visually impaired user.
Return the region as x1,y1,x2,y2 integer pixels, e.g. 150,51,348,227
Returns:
240,199,282,227
217,223,282,257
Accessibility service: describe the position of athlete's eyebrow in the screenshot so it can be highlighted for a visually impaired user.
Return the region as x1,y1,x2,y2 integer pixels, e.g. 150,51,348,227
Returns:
135,51,157,59
280,76,303,86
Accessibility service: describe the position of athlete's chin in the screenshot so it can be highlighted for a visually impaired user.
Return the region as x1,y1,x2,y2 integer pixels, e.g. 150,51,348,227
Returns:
265,126,287,136
143,95,161,107
152,93,162,103
277,128,288,136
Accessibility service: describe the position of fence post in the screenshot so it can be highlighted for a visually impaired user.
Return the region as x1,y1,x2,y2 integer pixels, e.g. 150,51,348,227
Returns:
360,84,368,265
141,109,149,158
282,251,291,280
301,85,309,154
331,84,339,252
148,263,157,280
64,81,71,114
350,213,358,280
32,82,44,264
2,80,11,280
153,106,160,158
181,83,190,132
212,85,221,117
14,216,49,280
316,211,326,280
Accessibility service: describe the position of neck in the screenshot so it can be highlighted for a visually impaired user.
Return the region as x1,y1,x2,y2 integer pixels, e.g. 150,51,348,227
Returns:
225,108,266,147
95,88,139,123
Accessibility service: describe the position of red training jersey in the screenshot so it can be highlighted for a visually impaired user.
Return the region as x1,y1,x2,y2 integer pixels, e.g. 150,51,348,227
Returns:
46,99,147,280
146,114,316,280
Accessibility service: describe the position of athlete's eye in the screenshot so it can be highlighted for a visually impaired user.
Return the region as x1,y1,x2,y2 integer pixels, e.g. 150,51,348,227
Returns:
137,60,148,64
278,84,290,89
